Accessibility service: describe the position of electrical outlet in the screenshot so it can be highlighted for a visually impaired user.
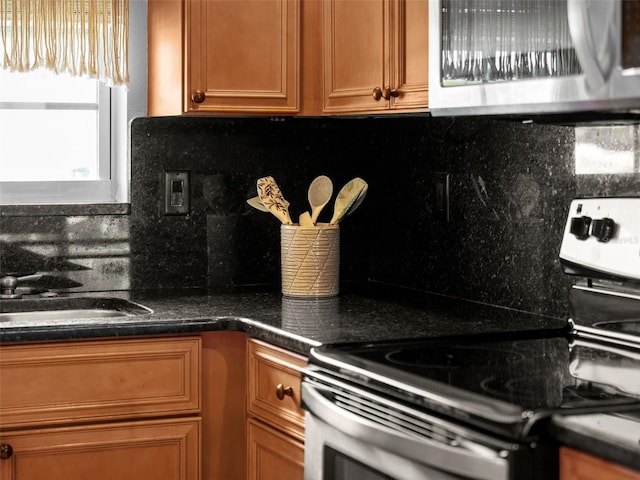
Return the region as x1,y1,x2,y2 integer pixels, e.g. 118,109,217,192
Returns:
434,172,450,222
163,171,190,215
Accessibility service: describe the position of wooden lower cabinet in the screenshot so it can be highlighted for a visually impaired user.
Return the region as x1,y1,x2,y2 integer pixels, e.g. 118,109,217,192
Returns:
0,336,202,480
248,419,304,480
0,418,200,480
0,333,312,480
560,447,640,480
247,338,307,480
200,331,248,480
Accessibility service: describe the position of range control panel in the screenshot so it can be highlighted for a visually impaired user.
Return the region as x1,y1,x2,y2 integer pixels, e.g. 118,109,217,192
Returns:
560,198,640,282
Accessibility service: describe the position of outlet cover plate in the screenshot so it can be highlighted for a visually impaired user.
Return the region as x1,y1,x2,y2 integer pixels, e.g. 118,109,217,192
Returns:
164,171,190,215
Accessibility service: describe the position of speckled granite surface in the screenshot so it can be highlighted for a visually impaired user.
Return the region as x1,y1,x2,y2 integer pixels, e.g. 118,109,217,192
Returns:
0,286,567,354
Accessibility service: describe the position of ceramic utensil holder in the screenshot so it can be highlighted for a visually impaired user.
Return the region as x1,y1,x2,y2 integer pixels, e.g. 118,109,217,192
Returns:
281,223,339,297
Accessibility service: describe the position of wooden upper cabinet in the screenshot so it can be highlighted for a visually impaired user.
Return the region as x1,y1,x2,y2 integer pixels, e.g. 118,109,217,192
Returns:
323,0,428,114
147,0,427,116
186,0,300,114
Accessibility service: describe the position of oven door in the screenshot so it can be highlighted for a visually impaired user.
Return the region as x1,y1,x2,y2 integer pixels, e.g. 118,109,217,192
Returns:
301,373,530,480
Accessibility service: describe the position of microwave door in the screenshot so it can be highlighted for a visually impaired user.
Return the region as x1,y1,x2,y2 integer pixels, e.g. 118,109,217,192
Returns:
567,0,617,93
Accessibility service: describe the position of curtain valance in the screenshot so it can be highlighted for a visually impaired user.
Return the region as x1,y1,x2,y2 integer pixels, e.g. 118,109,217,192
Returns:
0,0,129,85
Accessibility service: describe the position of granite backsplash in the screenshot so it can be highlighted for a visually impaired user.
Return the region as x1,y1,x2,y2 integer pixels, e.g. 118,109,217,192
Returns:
1,115,638,318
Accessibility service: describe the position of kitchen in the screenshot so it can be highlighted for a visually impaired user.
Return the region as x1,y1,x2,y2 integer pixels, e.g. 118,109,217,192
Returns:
1,1,639,479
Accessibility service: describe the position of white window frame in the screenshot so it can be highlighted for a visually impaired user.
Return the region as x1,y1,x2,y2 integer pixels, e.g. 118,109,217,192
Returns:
0,83,127,205
0,1,146,208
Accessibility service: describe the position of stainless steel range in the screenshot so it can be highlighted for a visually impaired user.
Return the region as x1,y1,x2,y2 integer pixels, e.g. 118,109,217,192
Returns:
301,197,640,480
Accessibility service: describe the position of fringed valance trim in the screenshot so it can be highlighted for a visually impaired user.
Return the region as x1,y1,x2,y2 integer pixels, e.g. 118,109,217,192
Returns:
0,0,129,85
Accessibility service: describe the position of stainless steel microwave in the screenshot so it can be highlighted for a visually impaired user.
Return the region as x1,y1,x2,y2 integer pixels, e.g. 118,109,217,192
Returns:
428,0,640,116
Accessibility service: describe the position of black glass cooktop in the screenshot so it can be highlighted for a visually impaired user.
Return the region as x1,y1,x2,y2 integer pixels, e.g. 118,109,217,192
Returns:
379,336,572,409
309,328,640,438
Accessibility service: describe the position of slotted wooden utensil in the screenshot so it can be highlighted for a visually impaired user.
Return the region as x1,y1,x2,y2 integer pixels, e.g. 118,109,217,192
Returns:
257,176,293,224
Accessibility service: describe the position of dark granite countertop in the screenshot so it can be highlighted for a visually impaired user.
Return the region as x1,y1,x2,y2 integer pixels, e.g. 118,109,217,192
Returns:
0,285,567,354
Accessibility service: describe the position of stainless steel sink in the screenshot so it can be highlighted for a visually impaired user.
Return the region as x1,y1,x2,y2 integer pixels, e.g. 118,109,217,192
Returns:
0,309,136,322
0,297,152,324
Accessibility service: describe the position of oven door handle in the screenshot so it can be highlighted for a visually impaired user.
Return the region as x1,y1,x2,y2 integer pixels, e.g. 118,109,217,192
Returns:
301,381,509,480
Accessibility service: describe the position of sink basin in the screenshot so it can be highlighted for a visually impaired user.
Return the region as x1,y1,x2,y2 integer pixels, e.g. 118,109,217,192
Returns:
0,297,152,324
1,309,136,322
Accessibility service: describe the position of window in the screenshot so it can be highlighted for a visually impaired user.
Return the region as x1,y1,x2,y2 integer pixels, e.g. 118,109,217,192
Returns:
575,126,640,175
0,69,128,205
0,0,143,209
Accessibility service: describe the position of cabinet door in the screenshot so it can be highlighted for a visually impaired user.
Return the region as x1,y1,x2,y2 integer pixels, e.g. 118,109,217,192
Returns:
0,418,200,480
248,419,304,480
390,0,428,110
323,0,428,114
187,0,300,113
323,0,390,113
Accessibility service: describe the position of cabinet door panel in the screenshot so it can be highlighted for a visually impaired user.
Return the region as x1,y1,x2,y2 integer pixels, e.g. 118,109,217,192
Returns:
323,0,389,113
391,0,428,110
187,0,299,113
0,419,200,480
248,419,304,480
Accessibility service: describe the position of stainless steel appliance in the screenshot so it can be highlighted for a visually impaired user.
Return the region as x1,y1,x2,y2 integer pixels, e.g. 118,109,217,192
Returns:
428,0,640,116
301,197,640,480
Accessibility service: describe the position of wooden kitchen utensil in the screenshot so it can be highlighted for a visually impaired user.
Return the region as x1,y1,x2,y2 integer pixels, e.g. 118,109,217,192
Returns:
246,196,269,212
330,177,368,225
246,195,290,213
298,211,314,227
257,176,293,224
308,175,333,225
346,182,368,216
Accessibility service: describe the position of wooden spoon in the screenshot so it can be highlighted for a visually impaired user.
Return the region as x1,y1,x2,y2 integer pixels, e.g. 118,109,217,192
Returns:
256,176,293,224
308,175,333,225
330,177,368,225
